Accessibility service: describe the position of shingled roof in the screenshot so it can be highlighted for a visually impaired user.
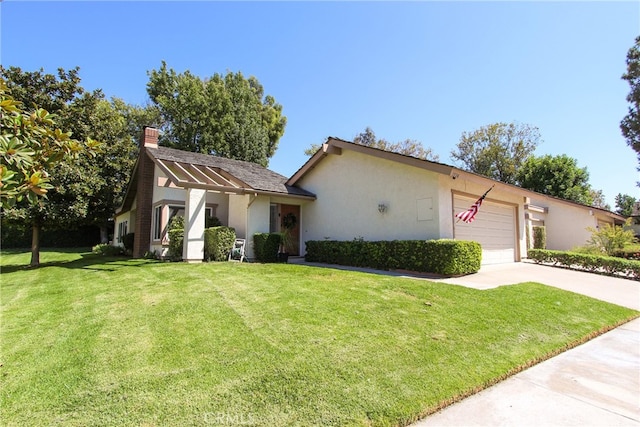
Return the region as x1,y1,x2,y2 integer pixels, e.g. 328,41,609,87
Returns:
117,146,315,214
148,146,314,197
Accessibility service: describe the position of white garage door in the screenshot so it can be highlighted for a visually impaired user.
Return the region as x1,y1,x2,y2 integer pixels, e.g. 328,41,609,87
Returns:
453,195,516,264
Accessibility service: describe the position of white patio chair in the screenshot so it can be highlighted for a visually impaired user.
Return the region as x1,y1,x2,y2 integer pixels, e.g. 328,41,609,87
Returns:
228,239,246,262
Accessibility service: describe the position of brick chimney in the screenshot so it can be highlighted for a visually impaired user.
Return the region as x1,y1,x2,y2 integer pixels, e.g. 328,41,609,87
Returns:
140,126,159,148
132,127,158,258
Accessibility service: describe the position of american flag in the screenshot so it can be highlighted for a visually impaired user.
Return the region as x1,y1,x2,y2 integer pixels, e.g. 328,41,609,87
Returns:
455,186,495,223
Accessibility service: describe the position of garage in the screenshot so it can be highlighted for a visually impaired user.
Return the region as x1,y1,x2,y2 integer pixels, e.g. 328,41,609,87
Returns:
453,194,517,264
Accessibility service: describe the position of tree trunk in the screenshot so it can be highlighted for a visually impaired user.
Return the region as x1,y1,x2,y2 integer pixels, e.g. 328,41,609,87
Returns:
100,224,109,244
30,221,40,267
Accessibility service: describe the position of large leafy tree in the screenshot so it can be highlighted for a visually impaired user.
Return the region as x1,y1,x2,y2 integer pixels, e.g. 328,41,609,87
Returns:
615,193,637,217
621,36,640,178
0,77,100,266
1,66,159,251
451,122,541,184
516,154,594,205
304,127,439,161
147,61,286,167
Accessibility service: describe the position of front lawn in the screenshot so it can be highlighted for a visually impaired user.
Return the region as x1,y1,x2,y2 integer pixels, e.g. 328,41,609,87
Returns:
1,250,637,426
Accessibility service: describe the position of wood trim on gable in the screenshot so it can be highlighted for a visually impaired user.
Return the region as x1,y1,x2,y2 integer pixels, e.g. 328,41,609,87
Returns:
287,137,453,185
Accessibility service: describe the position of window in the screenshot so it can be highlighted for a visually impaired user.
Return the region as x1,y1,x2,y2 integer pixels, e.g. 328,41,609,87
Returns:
269,204,278,233
118,221,128,243
151,202,217,243
153,205,162,240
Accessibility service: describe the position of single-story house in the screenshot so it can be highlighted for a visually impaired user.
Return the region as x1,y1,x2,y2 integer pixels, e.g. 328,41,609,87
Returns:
115,128,625,264
114,127,315,261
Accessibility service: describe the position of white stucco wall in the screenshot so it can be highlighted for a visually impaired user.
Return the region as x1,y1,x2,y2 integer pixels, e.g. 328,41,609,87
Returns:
296,149,529,261
229,194,249,239
246,196,271,258
297,149,443,244
529,196,613,251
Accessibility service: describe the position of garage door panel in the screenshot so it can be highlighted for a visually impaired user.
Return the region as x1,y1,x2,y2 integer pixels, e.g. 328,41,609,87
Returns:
454,195,516,264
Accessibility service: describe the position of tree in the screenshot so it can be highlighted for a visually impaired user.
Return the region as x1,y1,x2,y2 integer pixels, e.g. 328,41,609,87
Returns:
146,61,286,167
621,36,640,179
615,193,637,217
451,122,541,184
304,127,439,161
516,154,594,205
1,66,159,250
0,77,100,266
588,189,610,211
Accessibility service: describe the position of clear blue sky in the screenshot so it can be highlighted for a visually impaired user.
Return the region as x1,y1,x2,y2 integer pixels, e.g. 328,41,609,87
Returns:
2,1,638,208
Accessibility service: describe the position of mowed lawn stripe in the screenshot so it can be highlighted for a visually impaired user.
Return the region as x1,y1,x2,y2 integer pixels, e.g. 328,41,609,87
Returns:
1,250,637,426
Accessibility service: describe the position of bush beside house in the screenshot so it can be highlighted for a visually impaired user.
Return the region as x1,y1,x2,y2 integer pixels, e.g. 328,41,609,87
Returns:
204,226,236,261
528,249,640,280
533,226,546,249
253,232,282,263
305,239,482,276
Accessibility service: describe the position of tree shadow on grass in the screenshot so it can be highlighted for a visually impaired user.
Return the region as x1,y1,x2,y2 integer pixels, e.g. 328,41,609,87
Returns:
0,251,165,274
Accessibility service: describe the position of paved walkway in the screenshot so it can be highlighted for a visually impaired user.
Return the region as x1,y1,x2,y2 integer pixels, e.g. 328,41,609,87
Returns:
413,262,640,427
293,259,640,426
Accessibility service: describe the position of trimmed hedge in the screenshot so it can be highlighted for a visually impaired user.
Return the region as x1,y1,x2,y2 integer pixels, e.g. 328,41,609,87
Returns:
253,233,268,262
204,226,236,261
167,216,185,261
305,239,482,276
253,232,282,263
532,226,546,249
528,249,640,280
0,220,101,248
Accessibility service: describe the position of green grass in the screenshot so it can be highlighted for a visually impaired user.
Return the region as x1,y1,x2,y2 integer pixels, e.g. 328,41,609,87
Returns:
1,250,637,426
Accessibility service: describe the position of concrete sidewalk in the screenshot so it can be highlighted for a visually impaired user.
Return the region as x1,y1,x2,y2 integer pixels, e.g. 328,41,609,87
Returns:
415,262,640,426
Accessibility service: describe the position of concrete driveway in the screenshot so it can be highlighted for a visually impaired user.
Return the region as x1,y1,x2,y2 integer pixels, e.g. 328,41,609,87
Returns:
413,262,640,427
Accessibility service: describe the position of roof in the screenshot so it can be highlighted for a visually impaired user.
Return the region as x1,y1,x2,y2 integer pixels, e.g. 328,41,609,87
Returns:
148,146,314,197
287,136,455,184
117,146,315,214
287,137,625,223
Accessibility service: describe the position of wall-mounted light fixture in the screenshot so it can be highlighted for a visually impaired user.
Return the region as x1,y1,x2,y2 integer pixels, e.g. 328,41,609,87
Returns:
378,203,388,214
451,172,459,180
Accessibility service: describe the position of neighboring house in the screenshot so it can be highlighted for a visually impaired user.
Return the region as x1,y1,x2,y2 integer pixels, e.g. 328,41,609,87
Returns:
287,137,625,264
115,130,625,264
114,127,315,261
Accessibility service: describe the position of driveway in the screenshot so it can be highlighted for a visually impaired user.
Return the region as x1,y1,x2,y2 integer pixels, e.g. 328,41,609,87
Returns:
412,262,640,427
430,261,639,310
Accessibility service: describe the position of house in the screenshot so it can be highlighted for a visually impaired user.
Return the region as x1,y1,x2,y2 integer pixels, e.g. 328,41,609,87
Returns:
115,130,625,264
288,137,625,264
114,127,315,261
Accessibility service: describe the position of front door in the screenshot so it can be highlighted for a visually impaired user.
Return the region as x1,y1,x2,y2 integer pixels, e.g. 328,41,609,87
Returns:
279,204,300,256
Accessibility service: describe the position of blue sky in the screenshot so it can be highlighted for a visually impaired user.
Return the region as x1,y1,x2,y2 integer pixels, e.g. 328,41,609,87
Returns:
1,1,638,208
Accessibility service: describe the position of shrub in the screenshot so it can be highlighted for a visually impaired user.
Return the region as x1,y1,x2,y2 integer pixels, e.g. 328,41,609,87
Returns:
613,247,640,260
206,216,222,228
305,239,482,276
253,233,268,262
528,248,640,280
532,226,546,249
167,216,185,261
204,226,236,261
122,233,135,254
586,219,636,256
92,244,124,256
